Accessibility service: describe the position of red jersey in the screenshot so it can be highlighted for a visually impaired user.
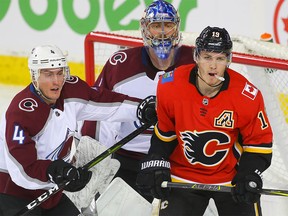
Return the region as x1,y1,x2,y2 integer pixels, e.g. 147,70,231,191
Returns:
155,64,273,184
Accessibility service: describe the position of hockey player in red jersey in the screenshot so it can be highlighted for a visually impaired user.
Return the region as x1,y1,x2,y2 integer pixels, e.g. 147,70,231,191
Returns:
0,45,156,215
137,26,273,215
81,0,195,203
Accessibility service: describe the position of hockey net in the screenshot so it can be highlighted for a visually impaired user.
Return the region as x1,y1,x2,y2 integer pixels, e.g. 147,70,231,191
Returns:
84,31,288,215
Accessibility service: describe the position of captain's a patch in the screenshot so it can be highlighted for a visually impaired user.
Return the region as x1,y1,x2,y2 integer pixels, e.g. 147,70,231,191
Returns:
161,71,174,83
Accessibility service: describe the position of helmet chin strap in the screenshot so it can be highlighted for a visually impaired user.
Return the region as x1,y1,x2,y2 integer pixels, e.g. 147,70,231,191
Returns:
33,80,65,104
32,82,54,103
37,90,55,103
196,70,223,88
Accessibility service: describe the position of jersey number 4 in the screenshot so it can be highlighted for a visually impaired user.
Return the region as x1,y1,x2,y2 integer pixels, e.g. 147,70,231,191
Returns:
13,125,25,144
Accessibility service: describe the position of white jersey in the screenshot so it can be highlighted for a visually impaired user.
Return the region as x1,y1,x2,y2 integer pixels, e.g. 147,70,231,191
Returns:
0,76,139,209
82,46,194,155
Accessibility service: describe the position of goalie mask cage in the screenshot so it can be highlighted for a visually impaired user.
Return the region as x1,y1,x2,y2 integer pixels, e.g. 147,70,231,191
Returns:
84,31,288,215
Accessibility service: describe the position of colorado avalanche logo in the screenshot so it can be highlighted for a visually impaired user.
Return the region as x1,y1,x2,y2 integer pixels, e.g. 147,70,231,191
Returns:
181,130,230,167
19,98,38,112
46,128,74,161
109,51,127,65
66,76,78,84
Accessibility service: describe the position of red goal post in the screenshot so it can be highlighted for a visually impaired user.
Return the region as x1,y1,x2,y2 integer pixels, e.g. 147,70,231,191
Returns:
84,31,288,86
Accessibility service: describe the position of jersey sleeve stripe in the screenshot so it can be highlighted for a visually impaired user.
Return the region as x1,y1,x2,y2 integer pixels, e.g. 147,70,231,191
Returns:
154,124,177,142
243,146,272,154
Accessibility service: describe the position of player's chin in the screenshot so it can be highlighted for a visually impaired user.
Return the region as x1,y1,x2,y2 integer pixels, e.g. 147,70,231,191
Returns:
206,77,217,84
49,91,61,100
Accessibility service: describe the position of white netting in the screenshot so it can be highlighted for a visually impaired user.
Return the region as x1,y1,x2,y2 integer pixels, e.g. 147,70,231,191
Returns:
85,30,288,216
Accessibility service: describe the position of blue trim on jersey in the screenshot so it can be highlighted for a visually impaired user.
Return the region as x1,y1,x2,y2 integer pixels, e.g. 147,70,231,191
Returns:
141,47,150,67
29,84,46,103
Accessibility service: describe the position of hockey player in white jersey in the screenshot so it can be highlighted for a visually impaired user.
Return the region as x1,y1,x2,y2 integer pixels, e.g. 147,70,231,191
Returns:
81,0,195,203
0,45,156,215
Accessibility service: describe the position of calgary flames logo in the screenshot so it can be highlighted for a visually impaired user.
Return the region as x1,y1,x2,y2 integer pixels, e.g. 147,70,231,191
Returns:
181,130,230,167
274,0,288,45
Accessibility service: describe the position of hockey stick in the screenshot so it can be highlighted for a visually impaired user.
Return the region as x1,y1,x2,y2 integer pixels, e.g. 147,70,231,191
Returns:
161,181,288,197
15,122,154,216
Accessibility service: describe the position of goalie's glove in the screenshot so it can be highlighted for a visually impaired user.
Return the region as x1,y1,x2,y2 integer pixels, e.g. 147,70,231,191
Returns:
137,95,157,125
47,159,92,192
136,154,171,199
231,170,263,204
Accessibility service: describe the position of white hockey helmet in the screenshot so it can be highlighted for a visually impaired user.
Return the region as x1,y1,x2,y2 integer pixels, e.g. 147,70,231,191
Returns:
28,45,70,83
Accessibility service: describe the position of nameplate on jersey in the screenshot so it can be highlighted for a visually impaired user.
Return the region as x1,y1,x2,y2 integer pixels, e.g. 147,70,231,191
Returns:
161,71,174,84
242,82,258,100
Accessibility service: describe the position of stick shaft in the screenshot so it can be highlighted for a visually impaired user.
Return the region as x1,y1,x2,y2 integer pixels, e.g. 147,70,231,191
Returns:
84,122,151,170
15,122,152,216
161,181,288,197
161,182,231,193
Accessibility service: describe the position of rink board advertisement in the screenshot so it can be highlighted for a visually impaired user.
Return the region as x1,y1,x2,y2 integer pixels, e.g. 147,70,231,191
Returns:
0,0,287,85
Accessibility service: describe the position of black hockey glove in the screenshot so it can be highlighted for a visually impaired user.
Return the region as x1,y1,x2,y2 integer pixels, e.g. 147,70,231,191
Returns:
136,154,171,199
47,160,92,192
231,171,263,204
64,167,92,192
47,159,78,184
137,95,157,125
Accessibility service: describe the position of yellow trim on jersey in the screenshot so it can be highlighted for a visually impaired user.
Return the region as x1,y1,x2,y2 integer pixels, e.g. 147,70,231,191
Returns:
243,146,272,154
234,140,243,154
154,124,177,142
254,202,260,216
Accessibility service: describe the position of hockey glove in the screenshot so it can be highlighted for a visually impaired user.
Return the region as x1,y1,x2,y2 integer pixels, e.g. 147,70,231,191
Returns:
137,95,157,124
231,171,263,204
64,167,92,192
47,159,78,184
136,154,171,199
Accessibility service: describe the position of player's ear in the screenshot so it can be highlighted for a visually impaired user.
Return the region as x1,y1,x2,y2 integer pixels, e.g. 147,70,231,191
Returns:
226,53,233,67
193,49,199,64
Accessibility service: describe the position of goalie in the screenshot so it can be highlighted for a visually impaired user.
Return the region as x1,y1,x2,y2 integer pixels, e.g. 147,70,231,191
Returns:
81,0,195,204
136,26,273,216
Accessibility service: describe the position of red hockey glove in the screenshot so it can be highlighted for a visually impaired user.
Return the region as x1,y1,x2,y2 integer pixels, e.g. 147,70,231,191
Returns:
137,95,157,124
136,154,171,199
231,171,263,204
